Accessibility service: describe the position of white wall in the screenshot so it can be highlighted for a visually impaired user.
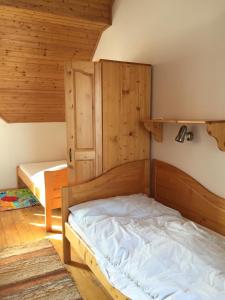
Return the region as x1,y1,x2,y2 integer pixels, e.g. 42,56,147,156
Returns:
0,119,66,189
95,0,225,198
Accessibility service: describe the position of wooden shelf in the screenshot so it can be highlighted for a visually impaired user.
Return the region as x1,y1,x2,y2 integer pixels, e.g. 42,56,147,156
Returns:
142,119,225,151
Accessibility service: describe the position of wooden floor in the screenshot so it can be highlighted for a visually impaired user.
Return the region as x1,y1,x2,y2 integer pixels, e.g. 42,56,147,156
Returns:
0,205,112,300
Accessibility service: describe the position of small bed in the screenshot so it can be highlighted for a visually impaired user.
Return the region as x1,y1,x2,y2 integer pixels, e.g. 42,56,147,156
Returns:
62,160,225,300
17,160,68,231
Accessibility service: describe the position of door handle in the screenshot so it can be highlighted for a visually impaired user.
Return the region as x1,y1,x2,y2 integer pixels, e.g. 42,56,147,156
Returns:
69,148,72,163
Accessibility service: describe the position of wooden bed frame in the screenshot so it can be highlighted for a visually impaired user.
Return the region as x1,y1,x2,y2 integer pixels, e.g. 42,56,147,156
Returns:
152,160,225,236
17,166,68,232
62,159,225,300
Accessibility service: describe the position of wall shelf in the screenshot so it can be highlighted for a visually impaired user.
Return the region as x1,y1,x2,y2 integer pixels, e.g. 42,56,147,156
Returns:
142,119,225,151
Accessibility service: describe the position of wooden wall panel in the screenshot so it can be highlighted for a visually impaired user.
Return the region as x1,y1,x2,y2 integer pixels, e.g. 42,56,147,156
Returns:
102,60,151,172
102,62,121,168
0,1,113,123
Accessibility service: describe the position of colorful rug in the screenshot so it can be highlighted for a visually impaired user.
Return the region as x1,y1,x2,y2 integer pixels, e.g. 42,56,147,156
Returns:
0,239,83,300
0,188,39,212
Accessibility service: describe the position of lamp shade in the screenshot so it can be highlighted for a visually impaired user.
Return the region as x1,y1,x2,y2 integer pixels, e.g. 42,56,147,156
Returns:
175,125,187,143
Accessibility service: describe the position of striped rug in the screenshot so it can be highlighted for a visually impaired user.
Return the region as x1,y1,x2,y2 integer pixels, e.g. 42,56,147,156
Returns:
0,239,83,300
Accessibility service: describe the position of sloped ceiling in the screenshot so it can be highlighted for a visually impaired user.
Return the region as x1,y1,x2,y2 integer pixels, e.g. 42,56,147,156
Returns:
0,0,113,123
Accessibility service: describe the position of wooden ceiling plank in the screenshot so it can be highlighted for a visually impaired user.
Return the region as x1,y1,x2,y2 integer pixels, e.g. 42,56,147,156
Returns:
0,80,64,91
0,55,65,66
0,0,113,29
0,71,63,81
0,17,100,41
0,36,96,51
0,62,64,74
0,0,114,123
2,116,65,123
0,8,106,30
0,47,92,62
0,35,97,51
0,29,99,48
0,103,64,108
0,89,64,95
0,108,65,114
0,97,64,103
0,0,111,21
0,38,97,58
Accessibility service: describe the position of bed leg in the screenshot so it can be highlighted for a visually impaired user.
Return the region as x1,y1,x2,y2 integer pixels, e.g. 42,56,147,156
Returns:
17,170,26,189
63,236,71,264
62,187,71,263
45,206,52,232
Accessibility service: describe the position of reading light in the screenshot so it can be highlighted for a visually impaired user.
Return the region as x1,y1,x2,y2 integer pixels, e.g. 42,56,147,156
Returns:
175,125,193,143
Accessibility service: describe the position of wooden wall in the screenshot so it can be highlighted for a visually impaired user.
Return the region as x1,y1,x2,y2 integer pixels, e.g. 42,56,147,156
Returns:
0,1,113,123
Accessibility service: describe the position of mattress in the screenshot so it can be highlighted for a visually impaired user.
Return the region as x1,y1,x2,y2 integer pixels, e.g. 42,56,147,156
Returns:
68,194,225,300
19,160,67,206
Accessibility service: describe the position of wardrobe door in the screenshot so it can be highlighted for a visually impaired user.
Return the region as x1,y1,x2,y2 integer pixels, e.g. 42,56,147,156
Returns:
65,61,102,185
102,60,151,172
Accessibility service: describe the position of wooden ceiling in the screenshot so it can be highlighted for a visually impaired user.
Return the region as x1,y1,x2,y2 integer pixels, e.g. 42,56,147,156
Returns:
0,0,113,123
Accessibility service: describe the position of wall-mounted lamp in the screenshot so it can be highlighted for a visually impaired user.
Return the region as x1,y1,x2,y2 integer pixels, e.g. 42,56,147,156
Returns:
175,125,193,143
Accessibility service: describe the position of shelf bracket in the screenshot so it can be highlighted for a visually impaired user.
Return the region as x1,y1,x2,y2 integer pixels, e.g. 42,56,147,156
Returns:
142,121,163,142
142,119,225,152
207,122,225,152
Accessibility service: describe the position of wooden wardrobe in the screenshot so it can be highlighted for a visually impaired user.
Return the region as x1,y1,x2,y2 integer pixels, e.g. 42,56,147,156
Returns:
64,59,151,186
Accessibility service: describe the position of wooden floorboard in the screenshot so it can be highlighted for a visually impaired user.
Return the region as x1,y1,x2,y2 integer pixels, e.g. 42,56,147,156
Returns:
0,205,112,300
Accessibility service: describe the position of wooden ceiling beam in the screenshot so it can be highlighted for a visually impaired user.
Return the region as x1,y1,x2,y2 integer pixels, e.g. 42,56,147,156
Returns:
0,0,113,29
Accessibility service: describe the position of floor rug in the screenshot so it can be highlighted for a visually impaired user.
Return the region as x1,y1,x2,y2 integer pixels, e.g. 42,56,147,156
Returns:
0,239,83,300
0,188,39,212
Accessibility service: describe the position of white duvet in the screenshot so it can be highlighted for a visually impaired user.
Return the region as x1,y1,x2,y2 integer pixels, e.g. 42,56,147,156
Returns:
69,194,225,300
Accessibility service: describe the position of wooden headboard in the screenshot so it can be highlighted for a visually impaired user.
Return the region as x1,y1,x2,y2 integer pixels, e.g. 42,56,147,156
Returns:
152,159,225,236
63,160,149,206
62,160,150,226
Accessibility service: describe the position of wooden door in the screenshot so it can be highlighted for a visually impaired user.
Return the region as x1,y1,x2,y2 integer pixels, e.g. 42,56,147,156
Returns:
101,60,151,172
65,61,102,185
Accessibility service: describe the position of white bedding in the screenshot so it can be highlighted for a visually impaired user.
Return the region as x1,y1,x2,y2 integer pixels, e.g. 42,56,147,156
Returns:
68,194,225,300
19,160,67,206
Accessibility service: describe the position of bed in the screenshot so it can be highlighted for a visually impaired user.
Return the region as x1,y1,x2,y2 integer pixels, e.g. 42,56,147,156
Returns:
62,160,225,300
17,160,68,231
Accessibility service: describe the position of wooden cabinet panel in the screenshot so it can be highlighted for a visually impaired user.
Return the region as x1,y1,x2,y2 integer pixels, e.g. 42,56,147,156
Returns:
65,61,102,185
75,71,94,149
65,59,151,185
102,61,151,172
74,161,95,183
102,62,121,170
